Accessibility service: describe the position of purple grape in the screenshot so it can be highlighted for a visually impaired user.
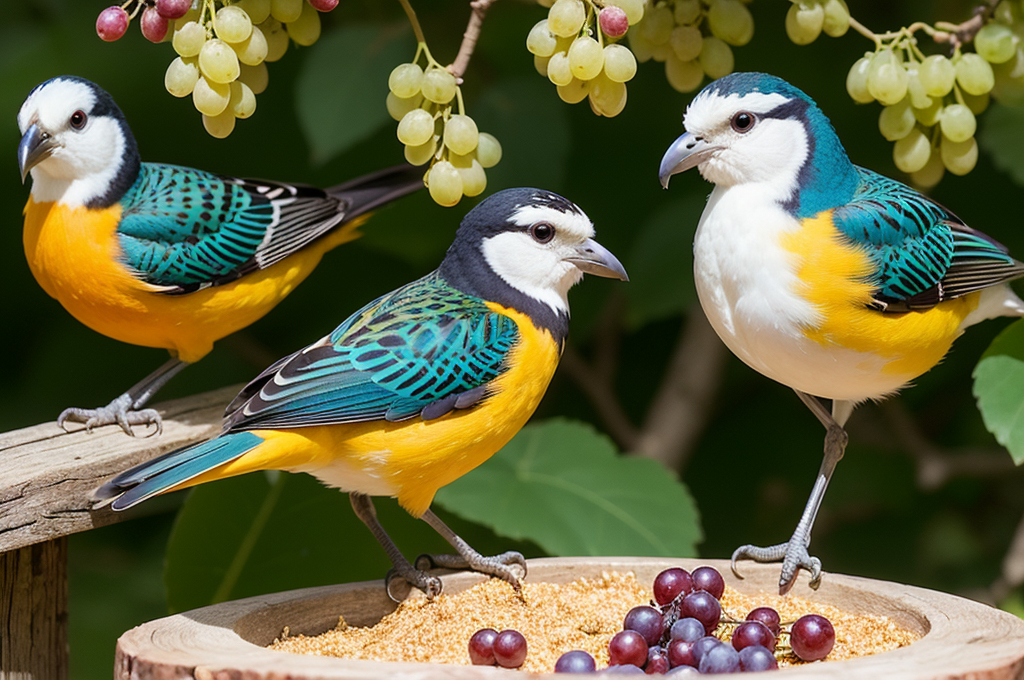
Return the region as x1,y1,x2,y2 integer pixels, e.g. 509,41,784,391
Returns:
624,606,663,647
666,639,696,668
598,6,629,39
603,665,645,675
468,628,498,665
738,645,778,672
608,630,648,668
681,590,721,634
493,629,528,668
555,650,596,673
790,614,835,661
96,6,128,42
670,617,705,643
665,667,700,676
645,646,670,675
653,568,693,605
731,620,776,652
745,607,781,637
308,0,340,9
691,636,722,664
140,6,168,43
698,643,740,674
155,0,190,19
691,566,725,600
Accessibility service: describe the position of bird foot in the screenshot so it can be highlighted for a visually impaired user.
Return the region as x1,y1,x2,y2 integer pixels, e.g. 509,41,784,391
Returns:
57,394,162,437
731,541,822,595
416,550,527,590
384,564,443,603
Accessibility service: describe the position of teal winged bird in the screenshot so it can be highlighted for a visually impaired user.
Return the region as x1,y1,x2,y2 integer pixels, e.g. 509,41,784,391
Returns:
95,187,628,596
658,72,1024,593
18,75,423,435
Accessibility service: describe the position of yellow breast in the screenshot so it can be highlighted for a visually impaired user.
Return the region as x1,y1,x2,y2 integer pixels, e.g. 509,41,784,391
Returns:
180,304,562,517
23,198,364,363
782,211,979,380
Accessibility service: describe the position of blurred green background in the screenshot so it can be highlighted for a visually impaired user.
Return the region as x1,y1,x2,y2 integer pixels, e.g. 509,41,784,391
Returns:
4,1,1024,677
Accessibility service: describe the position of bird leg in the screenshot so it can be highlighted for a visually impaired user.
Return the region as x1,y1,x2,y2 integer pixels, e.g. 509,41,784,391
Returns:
731,390,851,595
417,508,528,590
349,493,443,602
57,358,189,437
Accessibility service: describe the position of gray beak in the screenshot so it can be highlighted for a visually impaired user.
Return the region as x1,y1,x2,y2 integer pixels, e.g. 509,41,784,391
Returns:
659,131,721,189
566,238,629,281
18,123,57,183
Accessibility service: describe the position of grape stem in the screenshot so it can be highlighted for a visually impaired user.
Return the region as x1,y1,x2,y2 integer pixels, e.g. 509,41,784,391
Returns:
848,0,999,51
397,0,427,45
448,0,498,82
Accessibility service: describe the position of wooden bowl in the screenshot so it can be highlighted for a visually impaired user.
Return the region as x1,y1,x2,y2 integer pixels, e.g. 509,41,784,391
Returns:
114,557,1024,679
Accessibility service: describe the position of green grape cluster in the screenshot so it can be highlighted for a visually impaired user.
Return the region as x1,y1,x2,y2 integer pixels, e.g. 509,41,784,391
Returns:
783,0,850,45
630,0,754,94
986,1,1024,105
387,50,502,207
527,0,641,117
159,0,336,138
845,45,996,186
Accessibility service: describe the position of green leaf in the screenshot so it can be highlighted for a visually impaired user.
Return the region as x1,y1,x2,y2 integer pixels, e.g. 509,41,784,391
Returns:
295,23,413,165
624,196,702,329
434,419,702,557
973,318,1024,464
979,104,1024,186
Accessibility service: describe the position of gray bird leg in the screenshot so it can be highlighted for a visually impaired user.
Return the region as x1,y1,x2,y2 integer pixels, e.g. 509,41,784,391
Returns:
349,492,443,602
416,509,528,590
58,357,189,437
731,390,852,595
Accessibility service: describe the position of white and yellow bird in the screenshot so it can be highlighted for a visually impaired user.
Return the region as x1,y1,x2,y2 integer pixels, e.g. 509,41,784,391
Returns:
660,72,1024,593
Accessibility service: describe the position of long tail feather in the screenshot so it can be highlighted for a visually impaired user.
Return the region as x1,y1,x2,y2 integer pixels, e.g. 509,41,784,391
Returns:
327,164,424,220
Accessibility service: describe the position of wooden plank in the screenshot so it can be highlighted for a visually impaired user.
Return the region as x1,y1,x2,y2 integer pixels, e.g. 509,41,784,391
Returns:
115,557,1024,680
1,537,68,680
0,386,238,553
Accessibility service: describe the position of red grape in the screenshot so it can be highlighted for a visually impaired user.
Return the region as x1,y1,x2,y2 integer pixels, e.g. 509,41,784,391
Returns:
745,606,781,637
666,639,696,668
624,606,663,647
790,614,835,661
680,591,721,634
493,629,528,668
554,650,596,673
604,665,645,675
308,0,340,10
645,646,670,674
468,628,498,665
608,630,648,667
140,6,168,43
669,617,705,643
738,645,778,671
698,643,740,674
653,568,693,605
690,636,722,664
731,620,776,652
665,667,700,676
599,6,629,39
155,0,190,19
96,6,129,42
691,566,725,600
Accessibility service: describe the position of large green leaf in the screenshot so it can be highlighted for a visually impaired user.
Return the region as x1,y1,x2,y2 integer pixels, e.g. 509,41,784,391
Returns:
979,104,1024,186
973,319,1024,464
624,196,702,329
295,23,413,165
434,419,702,557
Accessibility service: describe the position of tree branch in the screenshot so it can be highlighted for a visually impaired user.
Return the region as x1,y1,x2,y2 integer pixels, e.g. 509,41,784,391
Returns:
448,0,497,81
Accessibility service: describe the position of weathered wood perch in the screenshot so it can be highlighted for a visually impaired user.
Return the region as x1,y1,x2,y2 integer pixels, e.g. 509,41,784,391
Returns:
0,386,236,680
115,557,1024,680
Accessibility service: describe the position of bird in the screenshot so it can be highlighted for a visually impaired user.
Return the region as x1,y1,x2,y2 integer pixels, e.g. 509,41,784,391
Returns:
94,187,628,597
658,72,1024,594
17,75,423,436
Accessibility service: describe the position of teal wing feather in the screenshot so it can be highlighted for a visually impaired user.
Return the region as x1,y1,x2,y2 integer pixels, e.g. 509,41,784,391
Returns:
831,167,1024,310
222,271,521,429
116,163,345,292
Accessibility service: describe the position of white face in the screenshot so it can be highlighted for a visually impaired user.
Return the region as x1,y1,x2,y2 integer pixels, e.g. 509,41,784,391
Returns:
18,78,128,206
683,90,809,190
481,200,597,315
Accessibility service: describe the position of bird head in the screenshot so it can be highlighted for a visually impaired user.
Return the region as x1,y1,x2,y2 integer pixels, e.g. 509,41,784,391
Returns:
17,76,140,208
659,73,857,212
439,188,627,331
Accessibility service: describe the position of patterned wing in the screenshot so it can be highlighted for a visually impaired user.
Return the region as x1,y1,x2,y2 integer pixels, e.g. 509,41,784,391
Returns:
116,163,343,293
831,168,1024,310
223,271,521,430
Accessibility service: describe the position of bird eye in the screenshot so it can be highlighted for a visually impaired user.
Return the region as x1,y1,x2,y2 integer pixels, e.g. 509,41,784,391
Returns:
530,222,555,244
731,111,755,133
69,110,87,130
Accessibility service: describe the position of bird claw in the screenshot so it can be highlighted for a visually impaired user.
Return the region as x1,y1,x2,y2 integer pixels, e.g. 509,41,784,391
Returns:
385,566,443,603
731,541,822,595
57,394,163,437
415,550,527,590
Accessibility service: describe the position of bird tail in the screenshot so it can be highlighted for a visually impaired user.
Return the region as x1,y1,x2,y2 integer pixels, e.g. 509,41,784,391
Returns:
327,163,424,222
94,431,265,511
